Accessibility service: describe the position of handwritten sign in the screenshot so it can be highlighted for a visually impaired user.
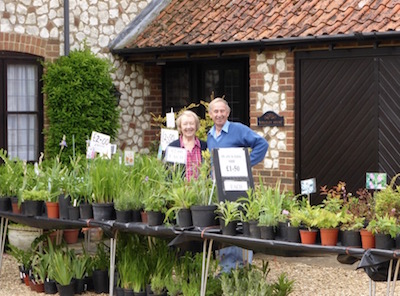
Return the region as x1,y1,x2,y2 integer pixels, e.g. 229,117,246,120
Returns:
218,148,248,178
160,129,179,151
224,180,249,191
164,146,187,164
366,173,387,190
300,178,316,195
91,131,110,147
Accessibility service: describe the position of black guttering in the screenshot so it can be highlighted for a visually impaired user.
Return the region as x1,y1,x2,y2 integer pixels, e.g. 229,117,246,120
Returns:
111,31,400,57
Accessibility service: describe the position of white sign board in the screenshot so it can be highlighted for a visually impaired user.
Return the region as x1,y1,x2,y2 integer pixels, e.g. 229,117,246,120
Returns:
224,180,249,191
160,129,179,151
166,111,175,128
300,178,316,195
218,148,249,178
164,146,187,164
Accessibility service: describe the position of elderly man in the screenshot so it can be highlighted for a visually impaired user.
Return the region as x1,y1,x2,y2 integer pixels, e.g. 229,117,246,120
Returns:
207,97,269,272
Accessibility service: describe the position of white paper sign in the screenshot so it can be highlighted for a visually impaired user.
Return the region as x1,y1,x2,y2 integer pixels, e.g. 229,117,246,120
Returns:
218,148,248,178
160,129,179,151
164,146,187,164
90,131,110,147
124,150,135,166
224,180,249,191
300,178,316,195
166,111,175,128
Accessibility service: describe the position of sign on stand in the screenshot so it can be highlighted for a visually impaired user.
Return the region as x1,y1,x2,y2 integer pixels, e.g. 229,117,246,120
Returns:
212,148,254,202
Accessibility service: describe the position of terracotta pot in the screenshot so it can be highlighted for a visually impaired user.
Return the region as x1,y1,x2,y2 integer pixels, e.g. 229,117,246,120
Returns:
46,201,59,219
360,229,375,249
299,229,318,244
63,229,80,244
320,228,339,246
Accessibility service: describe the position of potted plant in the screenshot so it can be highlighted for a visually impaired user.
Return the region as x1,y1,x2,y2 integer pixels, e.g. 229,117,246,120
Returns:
290,198,320,244
71,251,89,294
238,188,262,238
20,188,49,217
49,249,75,296
164,178,197,228
366,214,398,249
215,200,241,236
189,152,219,228
314,207,343,246
7,243,34,284
91,242,110,293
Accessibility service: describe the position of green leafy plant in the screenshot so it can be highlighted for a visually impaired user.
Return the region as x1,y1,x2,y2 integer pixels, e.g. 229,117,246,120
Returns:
366,214,400,238
42,44,120,162
49,249,73,286
290,198,319,231
0,149,24,197
215,200,242,226
238,188,261,222
92,242,110,271
314,208,343,229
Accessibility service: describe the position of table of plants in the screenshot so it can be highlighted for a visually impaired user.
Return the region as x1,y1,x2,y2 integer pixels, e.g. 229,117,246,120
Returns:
1,149,400,296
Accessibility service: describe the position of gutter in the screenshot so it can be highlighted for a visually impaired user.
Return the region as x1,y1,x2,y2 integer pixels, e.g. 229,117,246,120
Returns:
111,31,400,57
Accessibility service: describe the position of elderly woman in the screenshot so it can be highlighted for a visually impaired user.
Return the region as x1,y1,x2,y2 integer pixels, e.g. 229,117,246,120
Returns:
167,110,207,180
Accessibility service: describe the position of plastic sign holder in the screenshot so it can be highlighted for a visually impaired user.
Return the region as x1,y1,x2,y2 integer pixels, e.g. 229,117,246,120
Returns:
212,147,254,202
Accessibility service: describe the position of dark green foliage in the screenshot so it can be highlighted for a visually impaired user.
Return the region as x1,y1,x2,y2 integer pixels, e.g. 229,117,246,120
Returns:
42,45,120,162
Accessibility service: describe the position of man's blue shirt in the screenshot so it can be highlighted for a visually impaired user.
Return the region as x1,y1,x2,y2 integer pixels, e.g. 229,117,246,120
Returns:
207,121,269,166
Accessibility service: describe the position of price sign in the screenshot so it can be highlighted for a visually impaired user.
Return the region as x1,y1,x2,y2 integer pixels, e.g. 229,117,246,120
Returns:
164,146,187,164
90,131,110,146
224,180,249,191
218,148,248,178
160,129,179,151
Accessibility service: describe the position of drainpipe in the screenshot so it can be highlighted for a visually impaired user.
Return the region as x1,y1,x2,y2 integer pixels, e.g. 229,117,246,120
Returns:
64,0,70,56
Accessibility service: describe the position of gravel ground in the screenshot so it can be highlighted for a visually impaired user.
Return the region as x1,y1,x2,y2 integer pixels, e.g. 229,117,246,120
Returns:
0,252,390,296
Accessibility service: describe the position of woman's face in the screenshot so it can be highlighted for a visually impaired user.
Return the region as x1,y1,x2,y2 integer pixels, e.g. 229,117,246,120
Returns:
180,114,197,138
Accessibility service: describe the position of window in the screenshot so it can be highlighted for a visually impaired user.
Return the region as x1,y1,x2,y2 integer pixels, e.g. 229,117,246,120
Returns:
0,52,44,161
163,58,249,125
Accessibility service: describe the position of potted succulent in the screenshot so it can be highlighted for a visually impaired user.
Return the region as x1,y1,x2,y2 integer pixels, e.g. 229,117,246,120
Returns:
215,200,242,236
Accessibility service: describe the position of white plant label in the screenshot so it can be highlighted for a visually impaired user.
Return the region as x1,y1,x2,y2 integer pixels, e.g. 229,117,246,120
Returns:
224,180,248,191
160,128,179,151
164,146,187,164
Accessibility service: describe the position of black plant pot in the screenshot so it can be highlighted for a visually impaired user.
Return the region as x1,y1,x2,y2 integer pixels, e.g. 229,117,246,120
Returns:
133,290,146,296
260,225,275,240
58,194,71,219
22,200,44,217
132,209,142,222
79,203,93,219
248,220,261,239
375,233,395,250
92,269,109,293
44,279,58,294
68,206,80,220
242,221,250,236
92,202,115,221
287,226,301,243
115,209,132,223
84,276,94,292
147,211,165,226
115,287,125,296
276,221,288,241
221,221,237,236
74,278,85,294
0,197,11,212
341,230,362,247
56,281,75,296
124,288,134,296
190,205,218,228
177,208,193,228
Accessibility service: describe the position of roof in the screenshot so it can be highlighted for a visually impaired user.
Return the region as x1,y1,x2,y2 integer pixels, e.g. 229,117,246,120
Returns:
111,0,400,53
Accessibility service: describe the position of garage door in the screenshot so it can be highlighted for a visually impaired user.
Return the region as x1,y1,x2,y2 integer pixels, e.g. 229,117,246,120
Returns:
296,48,400,200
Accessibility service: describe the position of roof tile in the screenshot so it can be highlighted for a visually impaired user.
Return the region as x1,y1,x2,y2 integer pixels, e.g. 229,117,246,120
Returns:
125,0,400,49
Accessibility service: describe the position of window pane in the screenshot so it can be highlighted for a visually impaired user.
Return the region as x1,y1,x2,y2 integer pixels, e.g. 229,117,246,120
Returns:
7,114,38,161
7,64,38,112
165,67,190,111
224,69,241,122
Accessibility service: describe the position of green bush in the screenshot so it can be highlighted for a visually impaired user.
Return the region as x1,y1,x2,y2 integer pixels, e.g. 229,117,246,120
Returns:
42,45,120,162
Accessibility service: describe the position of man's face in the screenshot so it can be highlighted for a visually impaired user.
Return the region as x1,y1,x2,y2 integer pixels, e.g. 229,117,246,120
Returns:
209,101,230,128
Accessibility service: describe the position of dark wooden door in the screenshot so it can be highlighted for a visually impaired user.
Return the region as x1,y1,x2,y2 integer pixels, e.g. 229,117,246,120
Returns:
296,49,400,200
